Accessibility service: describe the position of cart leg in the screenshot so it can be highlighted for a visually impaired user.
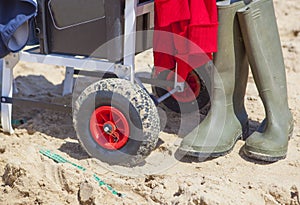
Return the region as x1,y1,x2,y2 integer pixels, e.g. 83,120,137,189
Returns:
63,66,74,96
13,80,18,95
1,54,19,134
124,0,137,83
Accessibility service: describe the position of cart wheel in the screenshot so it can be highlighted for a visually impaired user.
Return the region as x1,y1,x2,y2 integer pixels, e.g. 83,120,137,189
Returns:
73,78,160,166
152,67,210,113
100,72,118,79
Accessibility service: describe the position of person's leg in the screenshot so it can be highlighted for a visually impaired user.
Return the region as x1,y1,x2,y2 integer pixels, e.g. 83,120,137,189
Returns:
179,1,248,157
237,0,293,161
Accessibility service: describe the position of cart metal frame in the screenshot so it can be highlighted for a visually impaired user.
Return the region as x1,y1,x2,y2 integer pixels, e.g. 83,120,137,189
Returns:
1,0,182,134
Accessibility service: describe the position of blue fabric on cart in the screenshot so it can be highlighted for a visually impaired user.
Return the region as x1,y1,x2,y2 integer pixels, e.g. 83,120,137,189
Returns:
216,0,243,3
0,0,37,58
230,0,243,3
0,25,10,58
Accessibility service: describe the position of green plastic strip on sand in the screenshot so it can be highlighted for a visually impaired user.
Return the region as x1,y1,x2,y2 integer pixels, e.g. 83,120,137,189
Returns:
39,149,124,198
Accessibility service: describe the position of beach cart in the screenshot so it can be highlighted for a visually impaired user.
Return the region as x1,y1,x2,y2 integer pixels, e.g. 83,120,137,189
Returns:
0,0,209,166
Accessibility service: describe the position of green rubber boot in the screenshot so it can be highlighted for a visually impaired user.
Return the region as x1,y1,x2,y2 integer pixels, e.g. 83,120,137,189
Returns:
237,0,293,162
179,1,249,157
232,6,249,138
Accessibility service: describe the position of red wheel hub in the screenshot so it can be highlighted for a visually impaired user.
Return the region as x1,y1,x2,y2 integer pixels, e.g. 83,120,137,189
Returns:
166,70,201,103
89,106,130,150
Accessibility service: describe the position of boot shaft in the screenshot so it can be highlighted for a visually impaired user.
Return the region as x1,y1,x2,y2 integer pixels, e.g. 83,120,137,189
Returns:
213,1,249,114
214,2,246,73
237,0,290,122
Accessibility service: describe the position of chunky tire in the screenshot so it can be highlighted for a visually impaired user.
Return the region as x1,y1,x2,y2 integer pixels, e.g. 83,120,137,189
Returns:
152,67,210,113
73,78,160,166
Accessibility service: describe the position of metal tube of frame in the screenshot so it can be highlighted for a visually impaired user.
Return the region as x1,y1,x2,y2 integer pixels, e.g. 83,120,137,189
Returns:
1,57,15,134
19,50,116,72
157,86,180,104
124,0,137,83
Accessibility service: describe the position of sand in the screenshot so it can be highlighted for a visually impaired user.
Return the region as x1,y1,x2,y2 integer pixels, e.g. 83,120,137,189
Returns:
1,0,300,204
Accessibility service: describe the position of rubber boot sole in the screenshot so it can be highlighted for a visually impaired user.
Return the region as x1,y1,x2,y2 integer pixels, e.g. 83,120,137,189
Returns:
243,124,294,162
179,133,242,158
243,148,286,162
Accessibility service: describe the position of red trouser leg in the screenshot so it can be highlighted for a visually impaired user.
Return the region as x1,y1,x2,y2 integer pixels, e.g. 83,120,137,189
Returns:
154,21,212,82
153,24,176,77
172,21,212,82
171,21,191,82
